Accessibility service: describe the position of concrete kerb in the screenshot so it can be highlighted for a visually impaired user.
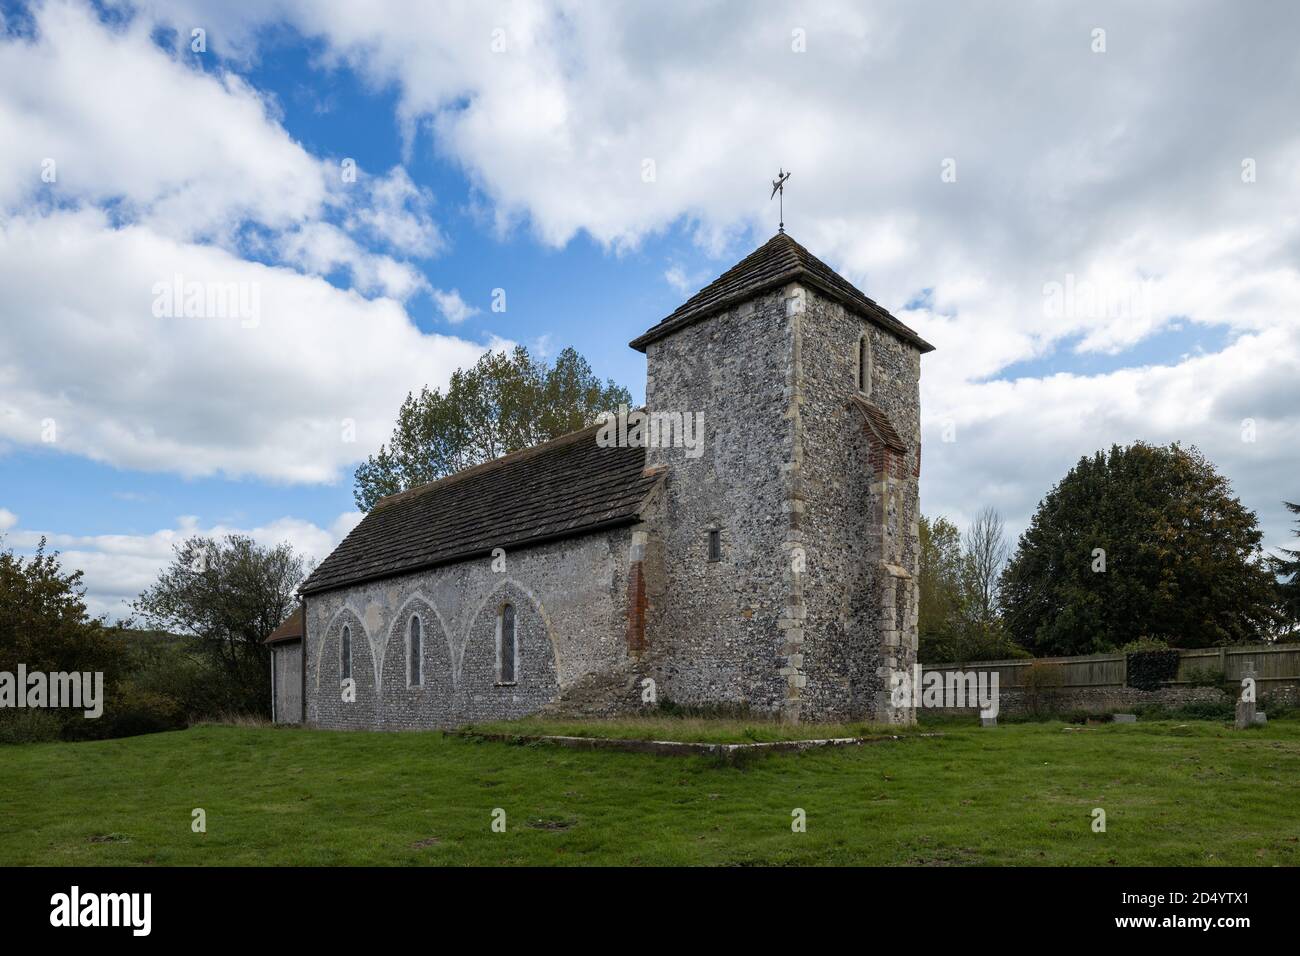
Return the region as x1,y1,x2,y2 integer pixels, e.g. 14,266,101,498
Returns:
455,730,944,761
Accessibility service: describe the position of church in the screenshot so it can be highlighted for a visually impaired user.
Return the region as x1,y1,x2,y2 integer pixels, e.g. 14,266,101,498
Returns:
270,230,933,728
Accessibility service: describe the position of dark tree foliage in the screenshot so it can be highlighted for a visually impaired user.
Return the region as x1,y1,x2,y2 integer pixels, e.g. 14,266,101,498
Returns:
1000,443,1278,655
1272,501,1300,635
917,515,963,662
353,345,633,511
0,536,127,681
917,511,1026,663
133,535,304,716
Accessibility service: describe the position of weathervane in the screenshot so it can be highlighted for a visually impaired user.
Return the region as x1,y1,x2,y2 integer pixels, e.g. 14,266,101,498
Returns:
770,168,791,233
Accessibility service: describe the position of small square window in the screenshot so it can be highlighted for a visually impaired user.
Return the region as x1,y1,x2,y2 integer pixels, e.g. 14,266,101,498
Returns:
707,529,721,562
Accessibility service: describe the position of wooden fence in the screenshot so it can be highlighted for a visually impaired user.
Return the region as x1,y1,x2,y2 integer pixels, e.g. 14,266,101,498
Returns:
921,644,1300,691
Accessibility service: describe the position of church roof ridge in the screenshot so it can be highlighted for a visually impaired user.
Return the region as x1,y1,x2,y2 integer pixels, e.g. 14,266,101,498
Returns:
629,231,934,354
300,418,658,596
369,420,604,512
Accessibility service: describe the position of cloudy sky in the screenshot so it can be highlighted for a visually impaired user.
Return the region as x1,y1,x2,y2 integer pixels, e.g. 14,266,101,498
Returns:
1,0,1297,619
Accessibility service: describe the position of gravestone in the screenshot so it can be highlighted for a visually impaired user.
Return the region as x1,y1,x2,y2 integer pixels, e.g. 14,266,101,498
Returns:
1234,698,1256,729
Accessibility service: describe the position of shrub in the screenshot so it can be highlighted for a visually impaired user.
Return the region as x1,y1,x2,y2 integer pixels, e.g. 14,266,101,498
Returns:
64,682,187,741
1119,636,1170,653
1134,699,1236,721
655,697,754,719
0,708,63,744
1126,649,1181,690
1173,698,1236,721
1261,687,1299,719
1183,665,1228,689
123,632,235,721
1021,661,1065,716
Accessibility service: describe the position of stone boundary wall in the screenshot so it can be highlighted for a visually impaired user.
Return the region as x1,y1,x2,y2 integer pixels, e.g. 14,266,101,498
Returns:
921,684,1226,718
920,645,1300,717
922,645,1300,694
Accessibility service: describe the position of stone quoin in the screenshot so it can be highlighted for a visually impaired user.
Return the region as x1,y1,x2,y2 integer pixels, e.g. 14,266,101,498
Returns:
287,231,932,728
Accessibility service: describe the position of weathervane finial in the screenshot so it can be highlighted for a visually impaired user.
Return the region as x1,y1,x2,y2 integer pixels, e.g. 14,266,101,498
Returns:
770,168,791,233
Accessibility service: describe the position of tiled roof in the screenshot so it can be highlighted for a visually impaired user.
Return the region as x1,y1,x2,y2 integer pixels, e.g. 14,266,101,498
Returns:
851,396,908,452
629,231,934,353
264,607,304,644
300,423,661,595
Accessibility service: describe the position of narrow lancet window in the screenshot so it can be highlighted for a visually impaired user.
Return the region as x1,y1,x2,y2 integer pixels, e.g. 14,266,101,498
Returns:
499,604,516,683
409,616,422,686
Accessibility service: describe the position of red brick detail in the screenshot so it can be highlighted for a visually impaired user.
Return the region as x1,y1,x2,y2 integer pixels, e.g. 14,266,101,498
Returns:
867,441,907,481
626,561,647,652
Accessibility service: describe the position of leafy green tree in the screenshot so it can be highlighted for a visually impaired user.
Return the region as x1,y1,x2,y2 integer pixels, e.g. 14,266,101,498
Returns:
917,515,963,661
1272,501,1300,637
0,536,127,681
918,511,1024,663
353,345,633,510
133,535,304,716
1000,443,1278,655
0,537,129,741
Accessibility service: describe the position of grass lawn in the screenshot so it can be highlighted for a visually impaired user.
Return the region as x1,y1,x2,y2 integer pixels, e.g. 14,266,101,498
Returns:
2,718,1298,866
466,715,927,743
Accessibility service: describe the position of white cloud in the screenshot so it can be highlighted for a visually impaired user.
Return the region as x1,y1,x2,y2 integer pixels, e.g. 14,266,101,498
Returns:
921,325,1300,556
0,508,17,532
431,288,481,325
530,333,554,360
0,208,487,482
664,264,709,296
0,0,327,242
0,3,487,483
7,0,1300,557
276,221,429,300
4,510,364,621
347,166,443,257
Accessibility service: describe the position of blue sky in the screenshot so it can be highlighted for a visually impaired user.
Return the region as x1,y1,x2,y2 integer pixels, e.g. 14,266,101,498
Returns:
2,1,741,549
1,0,1297,617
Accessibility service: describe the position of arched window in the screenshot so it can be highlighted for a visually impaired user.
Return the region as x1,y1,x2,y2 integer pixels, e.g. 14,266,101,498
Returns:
857,334,871,395
341,625,352,681
408,615,422,687
498,603,516,684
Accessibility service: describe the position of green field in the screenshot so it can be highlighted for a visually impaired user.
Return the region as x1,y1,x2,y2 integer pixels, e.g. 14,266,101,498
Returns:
2,719,1298,866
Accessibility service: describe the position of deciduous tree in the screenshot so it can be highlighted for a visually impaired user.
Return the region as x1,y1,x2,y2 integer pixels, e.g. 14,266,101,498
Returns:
353,346,632,510
1000,443,1278,655
133,535,304,716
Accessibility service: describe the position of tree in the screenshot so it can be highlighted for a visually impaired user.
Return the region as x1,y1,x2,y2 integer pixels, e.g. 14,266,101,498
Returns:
1000,443,1278,656
353,345,633,510
0,537,128,741
917,515,963,662
959,506,1009,636
917,512,1023,663
1272,501,1300,637
133,535,304,716
0,536,126,681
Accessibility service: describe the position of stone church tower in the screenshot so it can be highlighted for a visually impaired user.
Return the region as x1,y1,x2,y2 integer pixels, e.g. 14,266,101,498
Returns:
294,230,930,730
630,232,932,723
